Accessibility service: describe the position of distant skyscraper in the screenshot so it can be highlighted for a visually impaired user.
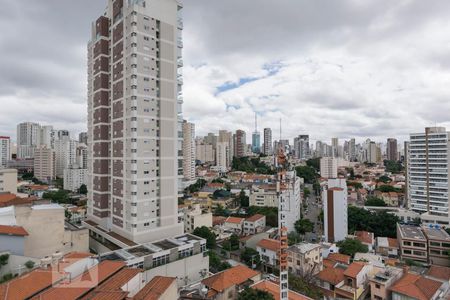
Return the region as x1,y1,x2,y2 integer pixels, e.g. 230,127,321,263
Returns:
251,113,260,153
85,0,184,244
315,141,323,157
40,125,55,149
57,130,70,140
234,130,246,158
386,138,398,161
218,130,233,163
182,121,195,181
0,136,10,168
216,142,229,171
17,122,40,158
408,127,450,221
331,137,339,158
349,138,356,161
54,137,78,177
294,135,309,160
263,128,272,155
79,132,88,145
34,147,55,183
320,157,338,179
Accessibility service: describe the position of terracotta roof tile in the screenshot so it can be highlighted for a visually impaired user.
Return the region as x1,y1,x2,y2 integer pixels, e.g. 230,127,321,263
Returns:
343,262,365,278
0,193,17,203
245,214,265,222
252,280,313,300
213,216,227,226
328,253,351,265
317,267,345,285
0,225,28,236
225,217,244,224
133,276,176,300
390,273,443,300
427,265,450,281
387,238,398,248
355,231,374,245
257,239,280,252
202,265,260,293
34,260,125,299
323,259,337,269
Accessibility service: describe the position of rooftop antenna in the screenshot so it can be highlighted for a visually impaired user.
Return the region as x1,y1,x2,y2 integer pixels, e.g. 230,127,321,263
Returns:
254,112,258,133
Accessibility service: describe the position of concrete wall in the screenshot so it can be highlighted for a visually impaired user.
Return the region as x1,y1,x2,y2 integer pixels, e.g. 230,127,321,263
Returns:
0,169,17,194
0,235,25,256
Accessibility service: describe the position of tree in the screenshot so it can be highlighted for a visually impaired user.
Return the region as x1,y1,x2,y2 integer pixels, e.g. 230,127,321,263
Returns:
247,206,278,227
306,158,320,171
185,179,207,194
289,273,323,299
232,157,275,174
378,175,392,183
209,251,231,272
295,166,317,184
303,188,311,198
377,185,402,193
348,206,399,238
25,260,35,269
78,184,88,195
22,172,34,180
347,181,363,189
384,160,403,173
240,248,260,268
288,232,302,245
237,190,249,207
365,196,387,207
65,209,73,221
213,204,227,216
0,254,9,270
238,288,274,300
295,219,314,235
42,190,70,204
337,238,368,257
193,226,216,249
223,234,240,251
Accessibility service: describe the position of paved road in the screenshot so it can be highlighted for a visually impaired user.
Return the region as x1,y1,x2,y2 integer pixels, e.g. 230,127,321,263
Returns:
303,183,323,242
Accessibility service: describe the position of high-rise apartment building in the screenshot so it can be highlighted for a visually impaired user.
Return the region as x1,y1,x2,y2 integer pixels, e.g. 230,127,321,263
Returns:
34,147,55,183
320,157,337,179
216,142,229,172
77,144,88,169
54,137,78,178
17,122,41,158
294,135,310,160
323,178,348,243
40,125,55,149
182,120,195,181
79,132,88,145
218,130,233,164
408,127,450,220
234,129,246,158
0,136,11,168
263,128,272,156
331,137,339,158
387,138,398,161
85,0,184,246
349,138,356,161
195,140,214,163
252,132,260,154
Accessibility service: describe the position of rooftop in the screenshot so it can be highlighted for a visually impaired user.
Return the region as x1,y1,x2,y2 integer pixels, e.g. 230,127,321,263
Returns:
0,225,28,236
421,226,450,242
371,267,403,284
133,276,176,300
397,224,426,240
317,266,345,285
426,265,450,281
225,216,244,224
328,253,351,265
344,262,366,278
202,265,260,293
245,214,265,222
390,273,443,300
257,238,280,252
288,243,321,254
354,231,374,245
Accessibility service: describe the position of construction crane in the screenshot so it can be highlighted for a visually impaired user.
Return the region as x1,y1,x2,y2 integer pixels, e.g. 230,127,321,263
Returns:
276,146,289,300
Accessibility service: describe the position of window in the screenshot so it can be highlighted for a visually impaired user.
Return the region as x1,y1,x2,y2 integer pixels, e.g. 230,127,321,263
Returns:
144,222,149,226
152,254,169,267
131,213,137,217
375,284,380,289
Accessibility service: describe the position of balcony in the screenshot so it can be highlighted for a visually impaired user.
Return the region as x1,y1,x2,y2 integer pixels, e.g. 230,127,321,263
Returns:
177,18,183,29
177,38,183,48
177,75,183,85
177,58,183,67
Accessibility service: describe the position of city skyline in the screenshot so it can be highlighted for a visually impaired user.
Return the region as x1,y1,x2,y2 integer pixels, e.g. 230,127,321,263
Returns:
1,1,450,142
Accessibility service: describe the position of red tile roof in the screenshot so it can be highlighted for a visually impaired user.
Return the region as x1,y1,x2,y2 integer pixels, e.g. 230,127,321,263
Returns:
387,237,398,248
0,225,28,236
225,216,244,224
390,273,443,300
257,239,280,252
355,231,374,245
317,267,345,285
245,214,265,222
328,253,351,265
34,260,125,299
252,280,313,300
202,265,260,293
323,259,337,269
133,276,176,300
427,265,450,281
344,262,365,278
0,193,17,203
213,216,227,226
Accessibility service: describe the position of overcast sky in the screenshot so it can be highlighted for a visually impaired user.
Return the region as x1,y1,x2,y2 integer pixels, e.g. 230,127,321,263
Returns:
1,0,450,144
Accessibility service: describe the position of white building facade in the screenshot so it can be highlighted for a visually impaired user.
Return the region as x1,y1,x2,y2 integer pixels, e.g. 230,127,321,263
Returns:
323,178,348,243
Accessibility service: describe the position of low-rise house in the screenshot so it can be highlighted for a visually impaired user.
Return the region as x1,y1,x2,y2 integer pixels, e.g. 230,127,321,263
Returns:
201,265,261,300
334,262,373,300
239,231,272,250
426,265,450,283
243,214,266,235
328,253,351,265
183,204,213,233
287,243,323,277
369,266,403,300
353,253,385,269
257,238,279,273
0,225,29,255
376,237,399,257
422,226,450,267
316,265,346,298
354,231,375,252
390,272,447,300
223,217,244,234
397,224,428,263
249,184,278,207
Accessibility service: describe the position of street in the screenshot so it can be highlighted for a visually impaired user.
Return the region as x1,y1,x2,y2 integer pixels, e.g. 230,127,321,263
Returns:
303,183,323,242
